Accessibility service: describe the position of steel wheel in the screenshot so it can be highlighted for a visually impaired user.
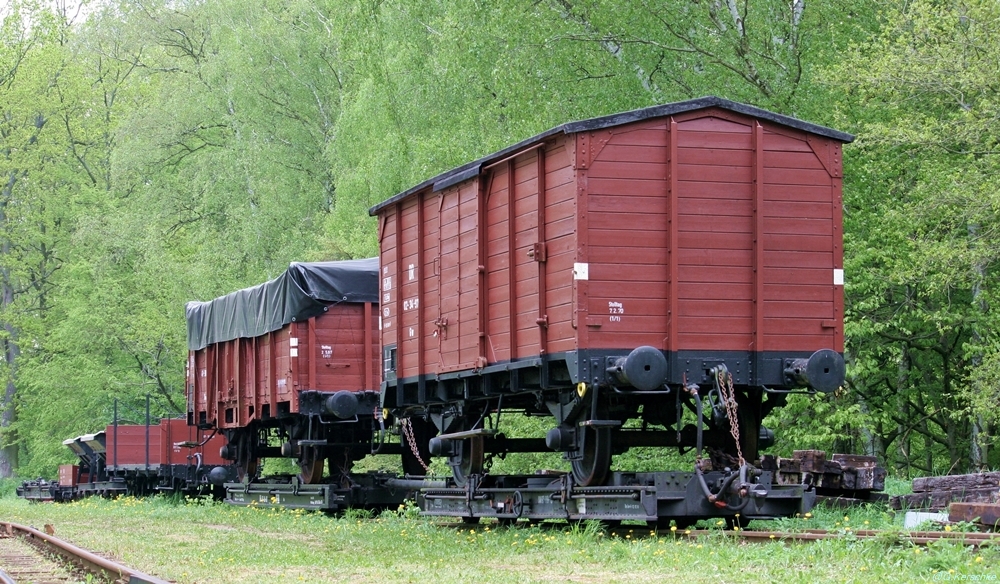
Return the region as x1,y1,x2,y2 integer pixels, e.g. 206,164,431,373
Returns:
450,436,484,487
298,447,325,484
571,425,612,486
236,457,258,483
231,429,259,483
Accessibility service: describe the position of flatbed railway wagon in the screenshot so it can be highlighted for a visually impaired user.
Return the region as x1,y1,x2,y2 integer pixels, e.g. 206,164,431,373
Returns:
17,417,233,501
372,96,853,506
186,259,427,488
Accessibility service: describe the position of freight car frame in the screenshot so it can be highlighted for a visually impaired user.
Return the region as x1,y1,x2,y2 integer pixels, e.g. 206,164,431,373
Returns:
371,96,853,491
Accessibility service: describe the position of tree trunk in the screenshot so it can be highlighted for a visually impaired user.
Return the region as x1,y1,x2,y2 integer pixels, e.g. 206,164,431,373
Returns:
0,172,18,477
971,416,988,471
969,224,988,471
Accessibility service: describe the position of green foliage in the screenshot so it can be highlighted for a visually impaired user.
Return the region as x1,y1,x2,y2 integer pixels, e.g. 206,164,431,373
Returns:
4,0,998,481
823,0,1000,473
1,495,998,583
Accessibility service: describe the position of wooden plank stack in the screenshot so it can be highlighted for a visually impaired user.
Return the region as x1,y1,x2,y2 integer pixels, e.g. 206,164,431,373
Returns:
949,502,1000,530
890,471,1000,510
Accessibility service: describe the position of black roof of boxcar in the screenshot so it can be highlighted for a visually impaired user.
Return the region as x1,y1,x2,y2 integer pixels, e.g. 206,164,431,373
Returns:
185,258,379,350
369,96,854,215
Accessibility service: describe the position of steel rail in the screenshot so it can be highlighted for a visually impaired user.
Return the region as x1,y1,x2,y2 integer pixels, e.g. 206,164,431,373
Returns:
683,528,1000,547
437,520,1000,547
1,521,171,584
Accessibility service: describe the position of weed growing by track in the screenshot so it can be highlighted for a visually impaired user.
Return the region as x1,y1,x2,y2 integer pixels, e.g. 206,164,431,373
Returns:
0,494,997,583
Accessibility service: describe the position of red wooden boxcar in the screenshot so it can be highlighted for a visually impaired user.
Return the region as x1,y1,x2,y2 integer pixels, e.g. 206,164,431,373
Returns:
371,97,852,486
185,259,404,482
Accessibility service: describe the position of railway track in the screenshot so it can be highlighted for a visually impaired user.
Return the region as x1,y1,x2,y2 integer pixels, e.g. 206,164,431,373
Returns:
0,522,170,584
681,528,1000,547
438,519,1000,547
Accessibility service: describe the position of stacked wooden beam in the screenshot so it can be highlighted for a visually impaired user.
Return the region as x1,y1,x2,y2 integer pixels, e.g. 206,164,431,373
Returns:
890,472,1000,510
949,502,1000,530
765,450,887,492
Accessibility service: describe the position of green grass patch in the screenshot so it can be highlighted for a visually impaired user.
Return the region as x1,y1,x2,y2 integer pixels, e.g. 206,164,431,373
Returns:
1,494,997,583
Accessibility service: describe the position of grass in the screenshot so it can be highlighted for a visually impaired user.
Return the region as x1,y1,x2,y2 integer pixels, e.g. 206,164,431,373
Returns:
1,494,998,583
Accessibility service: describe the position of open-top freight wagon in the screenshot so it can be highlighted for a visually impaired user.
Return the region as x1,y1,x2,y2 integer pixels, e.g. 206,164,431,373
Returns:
371,96,863,523
185,259,427,492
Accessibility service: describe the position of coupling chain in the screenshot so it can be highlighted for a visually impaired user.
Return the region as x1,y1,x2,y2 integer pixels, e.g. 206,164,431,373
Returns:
716,368,744,467
400,418,431,474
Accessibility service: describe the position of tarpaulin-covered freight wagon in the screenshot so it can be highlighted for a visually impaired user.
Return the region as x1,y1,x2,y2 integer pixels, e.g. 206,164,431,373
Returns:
185,259,398,483
371,96,852,486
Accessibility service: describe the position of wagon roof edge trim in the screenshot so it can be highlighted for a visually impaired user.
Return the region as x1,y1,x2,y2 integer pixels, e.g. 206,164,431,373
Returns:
368,96,854,216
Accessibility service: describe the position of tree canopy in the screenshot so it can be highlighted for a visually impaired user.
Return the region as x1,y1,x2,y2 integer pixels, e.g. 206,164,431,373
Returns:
0,0,997,477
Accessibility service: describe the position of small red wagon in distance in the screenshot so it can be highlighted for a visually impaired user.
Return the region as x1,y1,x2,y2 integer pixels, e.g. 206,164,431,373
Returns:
371,96,852,487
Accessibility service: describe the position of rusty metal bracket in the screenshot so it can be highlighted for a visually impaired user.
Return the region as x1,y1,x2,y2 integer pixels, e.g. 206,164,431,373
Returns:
527,242,547,262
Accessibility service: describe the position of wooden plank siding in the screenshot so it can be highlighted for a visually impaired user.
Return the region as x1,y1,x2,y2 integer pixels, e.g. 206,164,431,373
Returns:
374,101,845,386
579,109,841,354
674,116,755,350
583,120,671,350
482,138,575,363
188,303,380,430
762,127,838,351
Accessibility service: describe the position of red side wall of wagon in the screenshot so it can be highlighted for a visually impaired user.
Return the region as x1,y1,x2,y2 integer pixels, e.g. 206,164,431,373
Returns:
377,105,844,384
187,304,379,430
104,418,227,467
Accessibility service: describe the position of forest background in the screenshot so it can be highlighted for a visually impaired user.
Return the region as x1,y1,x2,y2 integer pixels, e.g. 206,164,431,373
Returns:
1,0,998,480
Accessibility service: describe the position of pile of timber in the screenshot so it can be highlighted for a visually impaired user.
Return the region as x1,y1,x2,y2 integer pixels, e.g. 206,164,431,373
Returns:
949,502,1000,530
890,471,1000,511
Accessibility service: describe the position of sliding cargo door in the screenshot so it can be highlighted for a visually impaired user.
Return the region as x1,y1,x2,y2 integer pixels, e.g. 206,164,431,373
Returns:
436,181,484,373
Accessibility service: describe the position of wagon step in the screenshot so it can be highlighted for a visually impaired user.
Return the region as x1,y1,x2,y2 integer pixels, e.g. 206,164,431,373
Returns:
578,420,622,428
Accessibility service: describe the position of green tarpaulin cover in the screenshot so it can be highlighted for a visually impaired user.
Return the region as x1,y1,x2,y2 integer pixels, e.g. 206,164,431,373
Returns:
185,258,379,350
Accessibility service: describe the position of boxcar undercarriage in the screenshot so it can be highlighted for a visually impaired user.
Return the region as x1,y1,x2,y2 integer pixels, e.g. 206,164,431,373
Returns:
385,345,844,488
216,389,428,485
